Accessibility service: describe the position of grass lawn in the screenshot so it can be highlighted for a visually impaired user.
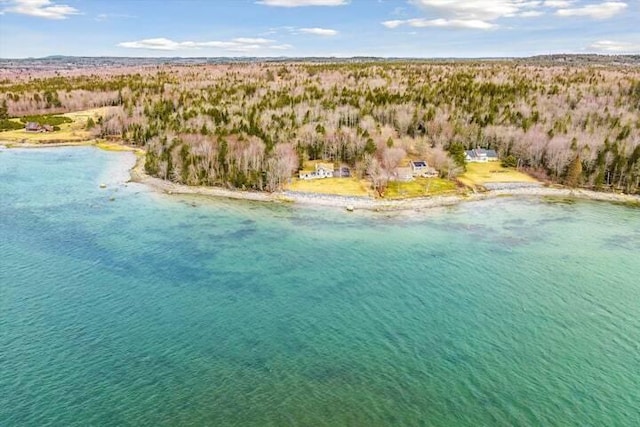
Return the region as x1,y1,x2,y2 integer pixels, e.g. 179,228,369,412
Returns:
287,177,372,197
95,141,143,152
458,162,538,188
384,177,458,199
0,107,113,143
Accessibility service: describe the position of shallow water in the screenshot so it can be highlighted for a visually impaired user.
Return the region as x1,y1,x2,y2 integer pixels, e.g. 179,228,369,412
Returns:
1,147,640,426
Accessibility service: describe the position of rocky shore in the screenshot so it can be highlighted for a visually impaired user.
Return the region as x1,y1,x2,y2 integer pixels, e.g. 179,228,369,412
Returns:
133,166,640,212
5,141,639,211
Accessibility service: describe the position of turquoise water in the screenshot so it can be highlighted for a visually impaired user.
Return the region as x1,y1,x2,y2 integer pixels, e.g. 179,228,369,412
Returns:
1,147,640,426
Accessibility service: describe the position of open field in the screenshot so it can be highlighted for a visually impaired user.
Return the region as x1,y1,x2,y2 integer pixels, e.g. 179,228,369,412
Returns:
0,107,113,143
287,177,373,197
384,177,459,199
458,162,539,189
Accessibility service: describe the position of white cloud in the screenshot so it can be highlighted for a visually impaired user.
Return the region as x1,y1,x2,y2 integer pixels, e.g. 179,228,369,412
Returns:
382,20,404,29
385,0,548,31
384,0,627,31
118,38,183,51
299,27,339,36
384,17,497,30
117,37,292,53
1,0,79,19
270,44,294,50
95,13,135,22
409,0,542,21
589,40,640,53
543,0,574,7
265,26,340,37
519,10,544,17
556,1,627,19
256,0,347,6
231,37,273,44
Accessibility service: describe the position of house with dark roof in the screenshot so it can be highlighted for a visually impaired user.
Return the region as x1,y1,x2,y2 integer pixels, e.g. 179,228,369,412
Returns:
25,122,42,132
465,148,499,163
410,160,438,177
410,160,428,174
24,122,54,133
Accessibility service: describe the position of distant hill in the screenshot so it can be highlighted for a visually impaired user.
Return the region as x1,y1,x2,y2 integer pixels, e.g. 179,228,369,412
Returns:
1,54,639,72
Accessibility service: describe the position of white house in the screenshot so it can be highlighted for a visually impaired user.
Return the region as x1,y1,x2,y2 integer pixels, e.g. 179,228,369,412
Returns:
410,160,428,175
410,160,438,177
465,148,499,163
299,163,335,180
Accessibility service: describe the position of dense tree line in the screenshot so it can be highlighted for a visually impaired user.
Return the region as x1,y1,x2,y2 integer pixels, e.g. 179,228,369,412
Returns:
1,62,639,193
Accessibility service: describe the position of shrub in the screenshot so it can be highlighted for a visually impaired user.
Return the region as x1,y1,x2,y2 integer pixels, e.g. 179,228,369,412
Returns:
19,115,72,126
0,119,24,131
501,155,517,168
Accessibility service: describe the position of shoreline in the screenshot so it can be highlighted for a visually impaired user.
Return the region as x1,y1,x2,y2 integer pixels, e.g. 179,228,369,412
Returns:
128,149,640,211
3,140,640,211
1,140,99,149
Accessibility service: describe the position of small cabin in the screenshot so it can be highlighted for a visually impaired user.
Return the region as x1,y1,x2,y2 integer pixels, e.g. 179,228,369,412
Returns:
24,122,54,133
410,160,428,174
25,122,41,132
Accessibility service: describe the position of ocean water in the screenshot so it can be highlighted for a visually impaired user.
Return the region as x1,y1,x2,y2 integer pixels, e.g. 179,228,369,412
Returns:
1,147,639,426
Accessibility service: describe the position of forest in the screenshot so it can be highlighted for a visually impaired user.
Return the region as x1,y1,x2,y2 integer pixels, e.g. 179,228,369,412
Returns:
1,61,639,194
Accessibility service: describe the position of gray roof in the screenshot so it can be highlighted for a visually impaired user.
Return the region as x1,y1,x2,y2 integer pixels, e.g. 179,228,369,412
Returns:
466,148,498,158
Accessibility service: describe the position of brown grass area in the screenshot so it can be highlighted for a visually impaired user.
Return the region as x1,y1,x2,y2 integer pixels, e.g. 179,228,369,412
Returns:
384,177,458,199
287,177,372,197
95,141,143,153
458,162,539,188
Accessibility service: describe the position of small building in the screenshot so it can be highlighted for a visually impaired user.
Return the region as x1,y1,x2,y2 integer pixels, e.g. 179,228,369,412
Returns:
409,160,438,177
24,122,54,133
299,162,335,180
25,122,41,132
333,166,351,178
465,148,499,163
410,160,428,175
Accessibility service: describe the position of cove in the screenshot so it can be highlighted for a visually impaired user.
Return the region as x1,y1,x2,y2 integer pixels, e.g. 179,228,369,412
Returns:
1,147,639,426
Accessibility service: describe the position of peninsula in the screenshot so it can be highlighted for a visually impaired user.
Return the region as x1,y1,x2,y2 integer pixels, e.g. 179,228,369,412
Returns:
2,56,639,209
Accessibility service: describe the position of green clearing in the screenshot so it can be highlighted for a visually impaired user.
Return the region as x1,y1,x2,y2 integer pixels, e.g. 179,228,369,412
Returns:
0,119,23,131
18,115,73,126
0,107,112,143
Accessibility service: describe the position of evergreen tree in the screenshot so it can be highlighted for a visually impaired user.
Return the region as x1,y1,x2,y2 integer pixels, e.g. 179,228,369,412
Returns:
565,154,583,187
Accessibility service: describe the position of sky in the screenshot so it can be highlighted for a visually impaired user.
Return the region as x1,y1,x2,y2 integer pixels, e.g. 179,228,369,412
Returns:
0,0,638,58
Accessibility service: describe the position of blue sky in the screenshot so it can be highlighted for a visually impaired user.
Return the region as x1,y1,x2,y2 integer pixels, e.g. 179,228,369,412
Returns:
0,0,638,58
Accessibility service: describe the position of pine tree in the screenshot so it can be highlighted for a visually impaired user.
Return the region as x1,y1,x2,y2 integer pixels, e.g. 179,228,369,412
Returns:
565,154,582,188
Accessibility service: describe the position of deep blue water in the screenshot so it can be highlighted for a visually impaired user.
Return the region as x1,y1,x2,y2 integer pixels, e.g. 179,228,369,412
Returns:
1,147,640,426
